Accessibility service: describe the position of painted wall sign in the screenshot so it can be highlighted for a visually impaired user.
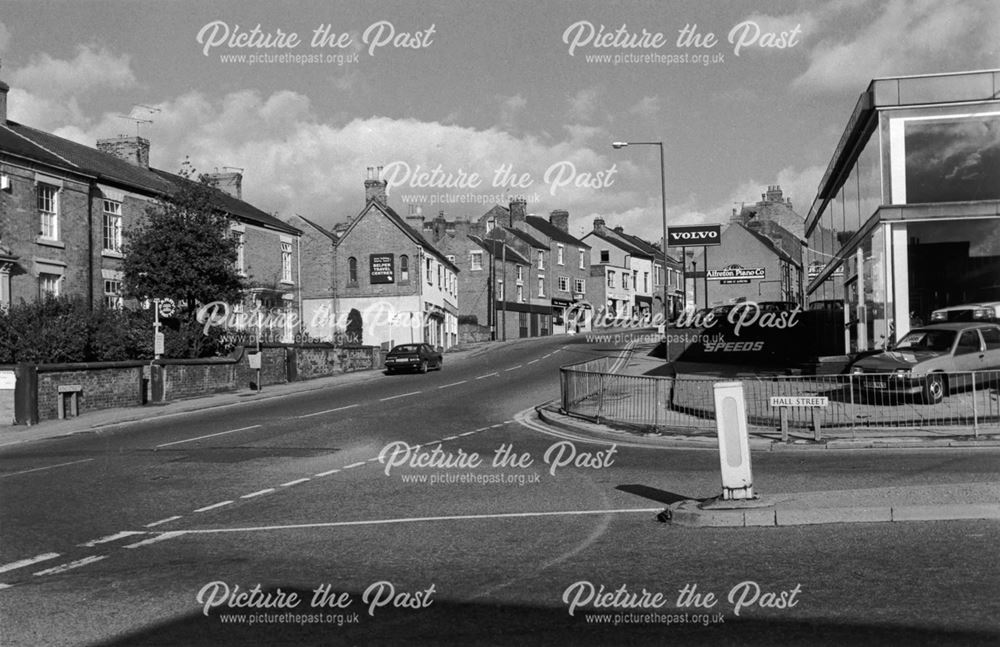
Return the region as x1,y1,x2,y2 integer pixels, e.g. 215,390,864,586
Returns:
707,267,765,282
666,224,722,247
370,254,395,284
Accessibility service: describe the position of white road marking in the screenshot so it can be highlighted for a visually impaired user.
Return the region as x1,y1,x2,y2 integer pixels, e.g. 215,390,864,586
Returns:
155,425,261,448
280,478,311,487
0,583,11,590
379,391,421,402
490,423,503,428
145,516,182,528
79,531,145,547
527,359,539,364
475,372,498,380
440,435,459,441
437,381,467,389
458,431,477,437
124,532,185,549
177,508,664,535
0,553,61,574
34,555,107,576
194,500,233,513
504,365,523,372
542,354,552,358
343,461,366,469
0,458,94,479
314,469,340,477
240,488,275,499
297,404,360,419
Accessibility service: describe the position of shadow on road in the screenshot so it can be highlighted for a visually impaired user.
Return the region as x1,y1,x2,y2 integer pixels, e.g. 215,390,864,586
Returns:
86,587,999,646
616,484,693,506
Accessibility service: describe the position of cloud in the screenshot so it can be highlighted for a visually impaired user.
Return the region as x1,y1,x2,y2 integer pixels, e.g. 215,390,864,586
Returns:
793,0,999,92
497,93,527,129
627,96,660,119
10,44,136,98
568,87,600,123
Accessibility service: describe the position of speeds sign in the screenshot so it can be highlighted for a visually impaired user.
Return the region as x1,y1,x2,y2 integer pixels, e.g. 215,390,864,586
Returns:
666,224,721,247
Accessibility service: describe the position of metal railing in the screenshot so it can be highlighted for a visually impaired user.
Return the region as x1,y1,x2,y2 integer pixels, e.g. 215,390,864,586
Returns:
560,362,1000,439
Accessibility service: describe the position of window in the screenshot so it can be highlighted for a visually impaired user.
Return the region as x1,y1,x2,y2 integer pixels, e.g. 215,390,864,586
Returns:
38,183,59,240
400,255,409,282
446,254,456,263
981,327,1000,350
102,200,122,252
348,257,358,284
281,241,293,283
104,279,123,309
426,258,433,285
516,265,524,284
557,244,565,265
957,330,982,354
40,273,60,298
233,230,246,274
622,273,630,290
437,263,442,288
497,279,504,300
516,285,524,303
574,279,585,294
608,271,615,288
537,249,545,270
470,251,483,271
558,276,569,292
643,272,649,293
600,250,609,263
538,276,545,297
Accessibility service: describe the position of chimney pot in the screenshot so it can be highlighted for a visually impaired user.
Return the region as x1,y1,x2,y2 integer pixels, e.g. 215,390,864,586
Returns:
364,167,388,205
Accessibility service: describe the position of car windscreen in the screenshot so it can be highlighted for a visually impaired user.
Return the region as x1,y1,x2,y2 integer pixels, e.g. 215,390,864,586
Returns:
390,345,420,353
894,330,956,352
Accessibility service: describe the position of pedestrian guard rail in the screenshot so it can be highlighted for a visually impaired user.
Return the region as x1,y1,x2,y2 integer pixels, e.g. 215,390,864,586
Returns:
559,360,1000,439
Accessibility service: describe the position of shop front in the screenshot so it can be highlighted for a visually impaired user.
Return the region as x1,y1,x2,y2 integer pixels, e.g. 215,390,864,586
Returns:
805,69,1000,353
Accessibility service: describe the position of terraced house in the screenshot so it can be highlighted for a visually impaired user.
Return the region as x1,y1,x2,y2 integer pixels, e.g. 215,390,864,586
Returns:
0,79,302,337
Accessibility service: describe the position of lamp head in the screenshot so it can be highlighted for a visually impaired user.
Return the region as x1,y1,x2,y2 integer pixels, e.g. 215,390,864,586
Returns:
611,141,629,149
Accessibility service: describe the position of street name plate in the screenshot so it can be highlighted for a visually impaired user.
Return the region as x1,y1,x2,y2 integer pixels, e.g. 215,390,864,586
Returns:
769,396,829,407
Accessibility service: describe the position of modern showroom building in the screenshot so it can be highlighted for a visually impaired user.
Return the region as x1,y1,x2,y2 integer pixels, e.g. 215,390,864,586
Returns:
805,69,1000,353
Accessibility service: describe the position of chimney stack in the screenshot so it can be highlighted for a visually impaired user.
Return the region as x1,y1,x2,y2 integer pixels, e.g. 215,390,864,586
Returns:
97,135,151,168
509,196,527,228
204,170,243,199
593,217,606,233
549,209,569,233
433,210,447,241
364,166,388,205
0,80,8,125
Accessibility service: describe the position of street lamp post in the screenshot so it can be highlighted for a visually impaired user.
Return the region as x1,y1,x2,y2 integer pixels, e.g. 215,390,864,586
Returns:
612,141,669,361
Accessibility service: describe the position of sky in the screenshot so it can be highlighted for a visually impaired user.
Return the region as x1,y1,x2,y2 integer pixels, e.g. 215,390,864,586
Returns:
1,0,997,241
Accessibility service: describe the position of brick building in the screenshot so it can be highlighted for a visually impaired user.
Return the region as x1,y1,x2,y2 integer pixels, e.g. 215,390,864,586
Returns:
302,170,459,349
523,211,592,334
0,79,302,338
581,218,636,322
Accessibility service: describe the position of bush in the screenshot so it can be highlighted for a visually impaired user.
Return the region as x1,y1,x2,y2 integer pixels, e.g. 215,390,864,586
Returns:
0,296,227,363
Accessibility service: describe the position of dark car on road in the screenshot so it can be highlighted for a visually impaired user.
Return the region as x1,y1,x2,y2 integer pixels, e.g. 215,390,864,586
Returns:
849,322,1000,404
384,343,443,374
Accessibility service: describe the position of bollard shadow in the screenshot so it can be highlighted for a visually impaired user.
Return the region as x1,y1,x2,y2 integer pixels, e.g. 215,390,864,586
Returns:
616,484,696,505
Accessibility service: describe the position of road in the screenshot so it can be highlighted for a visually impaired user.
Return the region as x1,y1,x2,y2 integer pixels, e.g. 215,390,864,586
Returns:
1,333,998,646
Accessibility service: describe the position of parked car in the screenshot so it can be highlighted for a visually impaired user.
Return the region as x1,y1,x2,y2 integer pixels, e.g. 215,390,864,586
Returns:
849,322,1000,404
930,301,1000,323
384,343,443,374
808,299,845,313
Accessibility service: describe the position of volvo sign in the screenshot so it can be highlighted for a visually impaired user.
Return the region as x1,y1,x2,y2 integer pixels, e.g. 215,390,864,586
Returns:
666,224,722,247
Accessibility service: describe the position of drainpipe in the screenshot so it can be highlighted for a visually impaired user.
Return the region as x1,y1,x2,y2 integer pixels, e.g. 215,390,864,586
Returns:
87,182,95,311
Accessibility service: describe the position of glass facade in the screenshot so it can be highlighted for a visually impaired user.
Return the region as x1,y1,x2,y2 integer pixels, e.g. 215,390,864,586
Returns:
806,70,1000,353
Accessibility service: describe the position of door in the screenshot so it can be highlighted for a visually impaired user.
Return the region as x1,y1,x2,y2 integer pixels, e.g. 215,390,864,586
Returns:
530,313,539,337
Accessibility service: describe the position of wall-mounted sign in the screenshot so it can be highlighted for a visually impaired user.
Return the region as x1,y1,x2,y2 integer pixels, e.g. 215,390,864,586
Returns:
666,224,722,247
370,254,395,284
707,266,765,284
807,261,845,280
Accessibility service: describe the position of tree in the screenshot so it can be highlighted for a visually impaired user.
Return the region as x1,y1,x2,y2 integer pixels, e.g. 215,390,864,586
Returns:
122,162,246,357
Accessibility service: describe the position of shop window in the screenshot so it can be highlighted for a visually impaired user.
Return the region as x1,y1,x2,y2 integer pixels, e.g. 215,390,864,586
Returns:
900,114,1000,203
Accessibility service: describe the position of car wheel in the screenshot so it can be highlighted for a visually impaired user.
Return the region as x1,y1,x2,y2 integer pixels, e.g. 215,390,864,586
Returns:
922,373,945,405
420,360,429,374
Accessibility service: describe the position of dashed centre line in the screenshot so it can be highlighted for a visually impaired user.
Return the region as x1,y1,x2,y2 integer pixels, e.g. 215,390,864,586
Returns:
79,531,144,547
34,555,107,577
343,461,366,469
297,403,360,419
437,380,467,389
379,391,421,402
194,501,233,513
145,516,182,528
0,553,61,574
0,458,94,479
313,469,340,477
527,359,539,365
475,372,499,380
280,478,311,487
240,488,275,499
156,425,261,449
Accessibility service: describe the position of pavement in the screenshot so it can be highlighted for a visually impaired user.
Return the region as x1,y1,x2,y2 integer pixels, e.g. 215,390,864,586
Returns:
4,334,999,529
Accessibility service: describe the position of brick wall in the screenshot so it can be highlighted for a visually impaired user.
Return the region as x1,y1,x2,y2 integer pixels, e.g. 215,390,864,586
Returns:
163,360,238,401
36,363,145,421
336,206,423,299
